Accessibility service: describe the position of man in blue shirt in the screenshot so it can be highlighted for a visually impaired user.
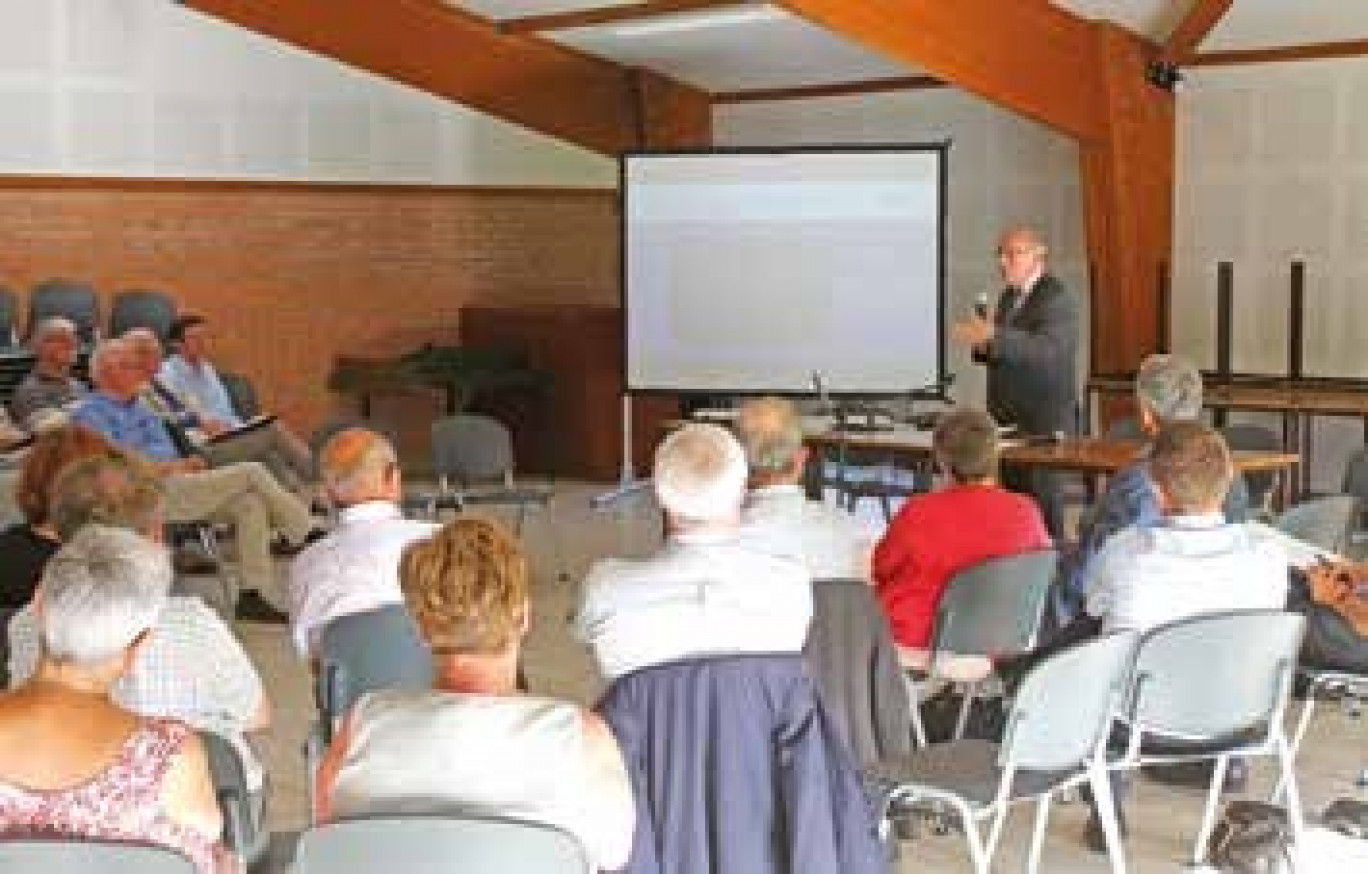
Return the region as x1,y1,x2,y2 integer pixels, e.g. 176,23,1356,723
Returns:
74,338,315,618
1053,354,1250,624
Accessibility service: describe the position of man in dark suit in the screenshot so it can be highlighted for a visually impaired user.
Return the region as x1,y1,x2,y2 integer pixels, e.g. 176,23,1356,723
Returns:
953,226,1079,536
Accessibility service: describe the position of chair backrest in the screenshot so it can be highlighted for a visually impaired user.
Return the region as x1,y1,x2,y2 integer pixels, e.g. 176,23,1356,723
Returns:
1275,495,1358,554
431,414,515,487
1342,448,1368,503
217,371,259,421
929,548,1058,661
0,286,17,348
295,815,591,874
317,604,433,731
198,731,261,863
28,278,100,345
0,839,195,873
108,289,176,343
1221,423,1281,507
999,631,1138,772
1126,610,1305,741
804,578,913,765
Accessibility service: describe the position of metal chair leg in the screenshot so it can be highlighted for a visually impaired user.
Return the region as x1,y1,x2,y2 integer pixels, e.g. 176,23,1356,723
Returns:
1191,755,1230,866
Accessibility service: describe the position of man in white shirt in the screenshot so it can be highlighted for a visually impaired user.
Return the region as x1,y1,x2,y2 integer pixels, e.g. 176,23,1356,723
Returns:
734,396,869,580
1078,421,1287,853
575,422,813,681
1085,421,1287,634
288,428,436,659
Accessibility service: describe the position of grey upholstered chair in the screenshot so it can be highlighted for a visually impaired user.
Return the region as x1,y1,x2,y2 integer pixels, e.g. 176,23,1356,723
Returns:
872,632,1138,874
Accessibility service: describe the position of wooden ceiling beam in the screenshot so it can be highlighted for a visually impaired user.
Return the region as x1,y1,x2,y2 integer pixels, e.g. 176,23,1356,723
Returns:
497,0,747,36
181,0,711,155
1160,0,1234,63
1186,38,1368,67
714,75,943,104
773,0,1104,140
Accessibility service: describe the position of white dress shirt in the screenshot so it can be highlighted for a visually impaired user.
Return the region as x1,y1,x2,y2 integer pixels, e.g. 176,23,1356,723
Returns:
739,484,869,580
288,500,437,657
1086,513,1289,634
574,529,813,681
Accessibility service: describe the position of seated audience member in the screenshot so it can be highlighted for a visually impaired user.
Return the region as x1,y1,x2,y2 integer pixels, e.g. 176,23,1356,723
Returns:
1084,421,1287,635
0,425,124,609
7,453,271,798
72,338,315,619
873,407,1050,671
126,326,313,495
0,526,229,874
9,316,87,430
576,423,812,681
1056,353,1250,623
1077,421,1287,850
289,428,436,659
735,396,870,579
315,517,634,871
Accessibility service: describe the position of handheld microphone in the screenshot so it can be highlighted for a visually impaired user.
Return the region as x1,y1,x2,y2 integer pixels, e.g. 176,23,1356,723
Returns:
973,293,990,321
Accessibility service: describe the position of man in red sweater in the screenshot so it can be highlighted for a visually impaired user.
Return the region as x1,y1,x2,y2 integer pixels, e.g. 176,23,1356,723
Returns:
873,407,1051,672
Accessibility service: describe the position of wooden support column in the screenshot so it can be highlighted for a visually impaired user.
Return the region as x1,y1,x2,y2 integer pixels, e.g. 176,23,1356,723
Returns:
1081,23,1175,375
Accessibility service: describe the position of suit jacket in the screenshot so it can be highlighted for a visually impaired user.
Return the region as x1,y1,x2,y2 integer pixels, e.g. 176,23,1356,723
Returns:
597,654,886,874
973,272,1079,435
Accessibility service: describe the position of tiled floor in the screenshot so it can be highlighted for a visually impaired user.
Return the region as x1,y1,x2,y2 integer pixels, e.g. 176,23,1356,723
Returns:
239,482,1368,872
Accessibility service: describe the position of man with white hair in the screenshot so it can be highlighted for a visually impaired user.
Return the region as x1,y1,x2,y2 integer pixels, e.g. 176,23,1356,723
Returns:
1054,353,1250,623
575,423,813,680
6,454,271,797
288,427,436,659
9,316,86,430
735,396,869,579
124,327,314,496
72,337,315,619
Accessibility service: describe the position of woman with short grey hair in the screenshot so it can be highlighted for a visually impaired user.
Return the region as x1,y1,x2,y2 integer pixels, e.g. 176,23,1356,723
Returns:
0,526,231,873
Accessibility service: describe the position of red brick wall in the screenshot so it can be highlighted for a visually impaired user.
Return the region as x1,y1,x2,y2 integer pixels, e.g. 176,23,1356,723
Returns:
0,178,618,462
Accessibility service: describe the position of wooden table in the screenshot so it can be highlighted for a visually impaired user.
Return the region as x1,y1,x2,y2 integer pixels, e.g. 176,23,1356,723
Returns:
1089,375,1368,497
810,428,1299,476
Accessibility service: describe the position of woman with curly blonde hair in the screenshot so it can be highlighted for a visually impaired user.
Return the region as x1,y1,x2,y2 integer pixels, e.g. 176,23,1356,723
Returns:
315,516,635,870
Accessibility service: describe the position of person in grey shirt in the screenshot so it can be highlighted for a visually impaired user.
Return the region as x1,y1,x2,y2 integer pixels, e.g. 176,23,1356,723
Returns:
735,396,870,580
10,317,87,430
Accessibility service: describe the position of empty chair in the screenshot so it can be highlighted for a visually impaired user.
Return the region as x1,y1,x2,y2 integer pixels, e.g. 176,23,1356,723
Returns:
1275,494,1358,554
0,286,17,347
27,278,99,345
217,371,259,421
109,289,176,342
804,578,914,766
1110,610,1306,867
871,632,1138,874
1221,423,1282,513
315,604,433,740
295,816,591,874
1341,448,1368,555
0,839,195,873
908,548,1058,745
429,413,551,533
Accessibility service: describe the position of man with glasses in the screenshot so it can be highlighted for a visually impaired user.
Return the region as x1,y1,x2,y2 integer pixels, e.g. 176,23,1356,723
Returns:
952,226,1080,537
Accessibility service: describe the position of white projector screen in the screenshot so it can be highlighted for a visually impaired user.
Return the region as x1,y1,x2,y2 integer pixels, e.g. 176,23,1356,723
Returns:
623,146,947,395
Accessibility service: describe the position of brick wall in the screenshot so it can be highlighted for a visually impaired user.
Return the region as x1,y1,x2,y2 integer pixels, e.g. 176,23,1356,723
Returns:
0,178,619,463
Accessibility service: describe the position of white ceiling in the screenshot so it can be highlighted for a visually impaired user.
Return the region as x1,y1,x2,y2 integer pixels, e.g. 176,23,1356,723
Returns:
448,0,1368,95
1203,0,1368,52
